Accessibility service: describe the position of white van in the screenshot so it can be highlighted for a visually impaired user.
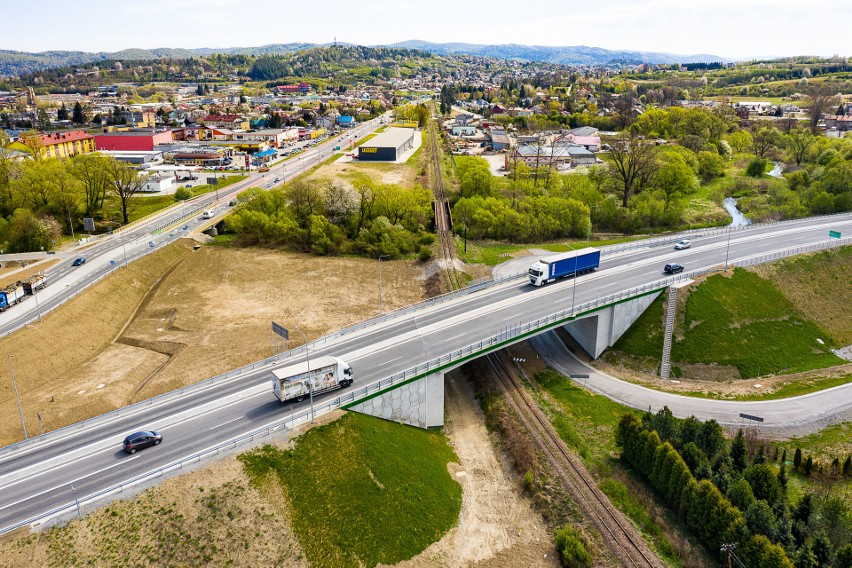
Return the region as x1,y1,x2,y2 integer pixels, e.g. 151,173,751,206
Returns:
201,209,215,219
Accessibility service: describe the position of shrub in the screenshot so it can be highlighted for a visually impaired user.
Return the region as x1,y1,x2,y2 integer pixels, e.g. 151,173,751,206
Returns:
553,525,591,567
174,187,192,201
418,245,432,262
746,157,768,177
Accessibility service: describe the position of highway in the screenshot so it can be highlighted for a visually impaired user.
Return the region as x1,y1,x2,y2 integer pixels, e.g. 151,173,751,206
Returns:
0,115,387,337
0,212,849,532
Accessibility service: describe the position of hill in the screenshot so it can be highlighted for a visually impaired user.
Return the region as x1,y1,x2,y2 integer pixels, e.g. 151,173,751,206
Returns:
389,40,727,66
0,40,727,77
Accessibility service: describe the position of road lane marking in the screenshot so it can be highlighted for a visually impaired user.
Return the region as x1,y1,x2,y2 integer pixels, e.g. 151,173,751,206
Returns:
379,356,403,366
209,417,242,430
0,454,141,513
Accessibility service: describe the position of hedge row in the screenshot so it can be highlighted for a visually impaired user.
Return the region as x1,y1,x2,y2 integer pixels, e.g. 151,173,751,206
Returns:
616,414,793,567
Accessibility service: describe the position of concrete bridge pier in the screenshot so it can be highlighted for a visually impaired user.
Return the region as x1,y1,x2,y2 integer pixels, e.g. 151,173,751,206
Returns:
348,371,444,429
563,291,663,359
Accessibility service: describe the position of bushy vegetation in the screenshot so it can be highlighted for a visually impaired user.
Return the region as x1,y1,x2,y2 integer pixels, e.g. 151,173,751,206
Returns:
226,174,435,258
617,408,852,567
239,412,461,568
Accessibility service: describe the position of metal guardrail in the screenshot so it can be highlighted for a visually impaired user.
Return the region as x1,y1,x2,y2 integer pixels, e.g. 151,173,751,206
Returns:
600,211,852,256
1,232,850,536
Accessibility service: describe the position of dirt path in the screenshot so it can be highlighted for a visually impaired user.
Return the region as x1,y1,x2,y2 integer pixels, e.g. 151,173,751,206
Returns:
386,373,559,568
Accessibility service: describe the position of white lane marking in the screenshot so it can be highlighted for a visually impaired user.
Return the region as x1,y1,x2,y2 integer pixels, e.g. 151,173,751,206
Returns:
444,334,466,342
0,454,141,513
501,315,518,321
379,356,403,366
209,416,242,430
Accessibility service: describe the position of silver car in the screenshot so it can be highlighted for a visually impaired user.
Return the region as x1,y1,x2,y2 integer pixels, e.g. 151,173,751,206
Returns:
674,240,691,250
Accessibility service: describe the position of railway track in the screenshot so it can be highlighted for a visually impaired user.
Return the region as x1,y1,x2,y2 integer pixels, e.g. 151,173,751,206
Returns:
484,352,663,568
427,109,463,291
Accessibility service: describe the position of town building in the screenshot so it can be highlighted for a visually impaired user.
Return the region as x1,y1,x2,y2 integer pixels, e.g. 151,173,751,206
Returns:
358,127,416,162
95,128,175,152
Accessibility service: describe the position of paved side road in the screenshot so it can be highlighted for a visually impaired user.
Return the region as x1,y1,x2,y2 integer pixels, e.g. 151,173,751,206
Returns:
531,331,852,438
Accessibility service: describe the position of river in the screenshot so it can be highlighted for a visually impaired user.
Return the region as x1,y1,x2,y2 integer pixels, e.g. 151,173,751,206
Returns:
722,197,751,226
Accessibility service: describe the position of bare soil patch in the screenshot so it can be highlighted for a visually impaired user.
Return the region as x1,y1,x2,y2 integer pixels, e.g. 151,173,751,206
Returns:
386,372,559,568
0,241,194,446
118,247,428,401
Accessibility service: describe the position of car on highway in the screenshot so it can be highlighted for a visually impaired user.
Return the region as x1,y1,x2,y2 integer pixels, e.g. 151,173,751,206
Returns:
71,257,86,266
664,263,684,274
122,430,162,454
674,239,691,250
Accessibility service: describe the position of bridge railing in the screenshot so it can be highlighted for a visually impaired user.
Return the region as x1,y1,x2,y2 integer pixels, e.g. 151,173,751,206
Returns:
2,233,850,536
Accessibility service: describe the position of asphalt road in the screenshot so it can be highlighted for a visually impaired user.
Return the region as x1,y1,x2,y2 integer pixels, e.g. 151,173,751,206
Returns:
532,330,852,434
0,116,386,337
0,175,849,533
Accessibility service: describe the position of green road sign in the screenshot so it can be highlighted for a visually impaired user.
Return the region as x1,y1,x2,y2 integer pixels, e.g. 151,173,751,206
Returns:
829,230,841,239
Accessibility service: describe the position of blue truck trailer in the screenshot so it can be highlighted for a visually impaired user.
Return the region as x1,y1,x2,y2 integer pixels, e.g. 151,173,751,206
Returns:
528,247,601,286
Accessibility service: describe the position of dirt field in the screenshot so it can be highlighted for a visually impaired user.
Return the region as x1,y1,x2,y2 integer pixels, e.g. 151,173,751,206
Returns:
0,241,429,446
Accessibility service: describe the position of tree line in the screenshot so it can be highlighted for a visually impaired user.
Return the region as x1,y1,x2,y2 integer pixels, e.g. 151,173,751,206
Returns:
617,408,852,567
0,134,145,251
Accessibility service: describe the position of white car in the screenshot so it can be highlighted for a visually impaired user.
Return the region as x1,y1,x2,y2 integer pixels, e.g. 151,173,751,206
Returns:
674,240,691,250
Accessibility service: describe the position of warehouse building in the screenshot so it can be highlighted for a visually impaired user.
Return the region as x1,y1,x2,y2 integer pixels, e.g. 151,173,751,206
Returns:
358,127,416,161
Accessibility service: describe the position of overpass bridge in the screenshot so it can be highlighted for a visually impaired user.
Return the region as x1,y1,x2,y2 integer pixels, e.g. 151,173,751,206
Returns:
0,214,850,534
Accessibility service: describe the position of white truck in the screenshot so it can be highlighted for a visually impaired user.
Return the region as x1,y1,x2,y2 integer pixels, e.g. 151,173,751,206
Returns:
271,356,353,403
201,209,215,219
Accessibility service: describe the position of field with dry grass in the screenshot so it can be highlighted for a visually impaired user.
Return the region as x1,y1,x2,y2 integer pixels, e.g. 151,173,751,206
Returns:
0,240,428,446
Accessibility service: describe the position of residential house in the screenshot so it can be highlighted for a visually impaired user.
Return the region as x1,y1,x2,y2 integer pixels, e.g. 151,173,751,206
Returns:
824,115,852,132
337,115,356,128
201,114,250,130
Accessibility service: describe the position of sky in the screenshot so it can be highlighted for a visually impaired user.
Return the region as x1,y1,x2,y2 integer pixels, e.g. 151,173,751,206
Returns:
3,0,849,60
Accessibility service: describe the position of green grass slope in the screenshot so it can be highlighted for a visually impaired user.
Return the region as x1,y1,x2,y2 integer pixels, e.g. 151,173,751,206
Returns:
611,267,844,379
240,412,461,568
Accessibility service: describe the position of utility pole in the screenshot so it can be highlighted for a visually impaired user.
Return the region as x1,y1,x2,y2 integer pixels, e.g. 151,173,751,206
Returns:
8,354,27,440
720,543,735,568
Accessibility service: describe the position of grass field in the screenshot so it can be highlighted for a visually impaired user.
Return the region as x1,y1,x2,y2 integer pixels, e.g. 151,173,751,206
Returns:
610,268,844,380
240,412,461,568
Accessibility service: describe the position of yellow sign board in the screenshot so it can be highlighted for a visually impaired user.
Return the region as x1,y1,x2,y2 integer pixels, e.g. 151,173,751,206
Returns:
361,147,378,153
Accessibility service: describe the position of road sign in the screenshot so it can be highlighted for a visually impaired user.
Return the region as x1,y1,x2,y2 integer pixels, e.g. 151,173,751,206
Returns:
739,413,764,423
829,230,842,239
83,218,95,232
272,321,289,340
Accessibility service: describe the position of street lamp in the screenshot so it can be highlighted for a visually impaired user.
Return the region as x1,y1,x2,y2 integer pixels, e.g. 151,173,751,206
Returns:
70,483,81,517
571,252,579,314
378,254,390,314
293,325,314,423
122,241,128,268
8,354,27,440
33,286,42,322
724,228,733,269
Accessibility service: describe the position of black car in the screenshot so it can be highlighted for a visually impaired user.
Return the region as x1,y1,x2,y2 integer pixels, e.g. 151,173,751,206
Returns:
123,430,162,454
664,263,684,274
71,257,86,266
